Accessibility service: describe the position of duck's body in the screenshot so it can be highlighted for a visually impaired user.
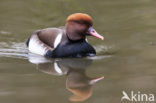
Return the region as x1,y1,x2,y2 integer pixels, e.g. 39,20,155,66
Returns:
26,13,104,58
27,27,95,58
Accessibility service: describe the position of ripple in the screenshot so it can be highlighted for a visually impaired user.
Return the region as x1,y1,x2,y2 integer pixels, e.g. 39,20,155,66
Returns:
0,30,11,35
87,55,112,60
0,42,28,59
0,90,15,96
94,44,118,55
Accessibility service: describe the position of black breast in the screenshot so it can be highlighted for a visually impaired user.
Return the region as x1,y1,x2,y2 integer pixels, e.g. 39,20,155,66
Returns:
51,40,96,58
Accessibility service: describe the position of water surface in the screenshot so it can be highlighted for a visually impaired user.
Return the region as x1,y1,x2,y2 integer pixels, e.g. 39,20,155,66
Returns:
0,0,156,103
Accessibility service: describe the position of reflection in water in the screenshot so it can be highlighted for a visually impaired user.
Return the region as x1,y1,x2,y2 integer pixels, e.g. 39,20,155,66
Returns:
28,54,104,102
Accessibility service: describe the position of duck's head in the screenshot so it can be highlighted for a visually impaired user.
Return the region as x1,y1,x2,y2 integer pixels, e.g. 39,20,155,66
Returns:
65,13,104,41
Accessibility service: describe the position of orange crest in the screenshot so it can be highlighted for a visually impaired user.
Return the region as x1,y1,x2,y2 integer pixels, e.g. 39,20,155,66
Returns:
66,13,93,26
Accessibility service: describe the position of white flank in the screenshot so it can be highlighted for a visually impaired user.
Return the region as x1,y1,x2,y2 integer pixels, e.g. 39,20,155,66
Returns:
28,37,46,56
54,33,62,48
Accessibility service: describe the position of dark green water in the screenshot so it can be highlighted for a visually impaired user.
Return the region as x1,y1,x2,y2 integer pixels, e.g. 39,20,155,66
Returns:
0,0,156,103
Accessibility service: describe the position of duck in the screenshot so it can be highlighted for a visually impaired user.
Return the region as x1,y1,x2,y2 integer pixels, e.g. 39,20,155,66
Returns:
26,13,104,58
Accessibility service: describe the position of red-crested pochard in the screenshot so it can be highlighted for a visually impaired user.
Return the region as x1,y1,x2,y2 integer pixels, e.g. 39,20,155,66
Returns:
26,13,104,58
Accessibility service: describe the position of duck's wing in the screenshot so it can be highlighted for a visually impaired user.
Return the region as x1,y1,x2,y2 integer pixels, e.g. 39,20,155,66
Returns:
38,28,64,48
27,28,64,56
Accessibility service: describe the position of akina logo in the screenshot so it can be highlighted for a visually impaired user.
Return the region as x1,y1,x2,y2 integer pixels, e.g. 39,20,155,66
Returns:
121,91,155,102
